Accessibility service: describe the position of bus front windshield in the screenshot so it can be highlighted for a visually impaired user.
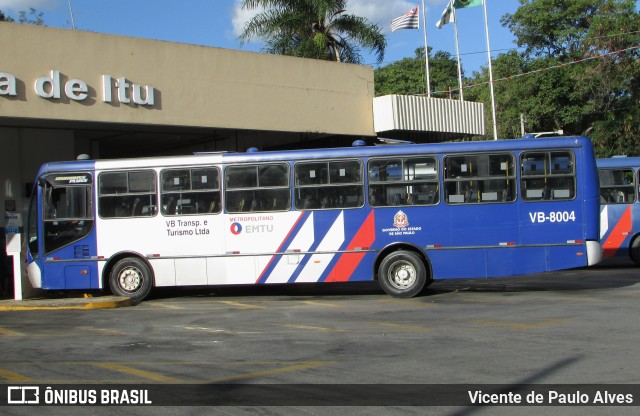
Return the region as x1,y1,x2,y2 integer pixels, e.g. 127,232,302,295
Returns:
41,175,94,254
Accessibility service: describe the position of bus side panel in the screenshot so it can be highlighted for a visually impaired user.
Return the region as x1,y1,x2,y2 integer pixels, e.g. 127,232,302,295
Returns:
427,250,488,279
40,231,100,290
225,257,257,284
599,204,636,258
373,204,521,280
207,257,234,285
337,251,378,282
446,205,520,247
545,244,592,270
176,258,207,286
97,212,226,287
41,261,99,290
486,247,547,277
324,209,376,282
252,209,375,284
151,259,177,287
519,200,590,268
428,248,552,279
226,211,307,284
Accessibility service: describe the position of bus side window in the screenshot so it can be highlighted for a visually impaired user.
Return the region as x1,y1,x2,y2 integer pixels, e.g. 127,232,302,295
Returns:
295,160,363,210
598,168,636,205
161,167,220,216
444,153,515,205
225,163,290,213
368,157,438,207
521,151,575,202
99,170,157,218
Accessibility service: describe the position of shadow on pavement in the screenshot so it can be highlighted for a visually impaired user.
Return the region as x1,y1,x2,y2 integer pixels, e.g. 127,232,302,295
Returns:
146,263,640,300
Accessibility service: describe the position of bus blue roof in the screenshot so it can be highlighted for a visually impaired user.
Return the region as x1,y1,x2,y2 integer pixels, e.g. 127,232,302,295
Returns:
596,156,640,169
221,136,592,164
36,159,96,177
33,136,593,174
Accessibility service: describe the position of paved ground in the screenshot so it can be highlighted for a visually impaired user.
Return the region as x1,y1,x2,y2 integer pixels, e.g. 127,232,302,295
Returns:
0,263,639,415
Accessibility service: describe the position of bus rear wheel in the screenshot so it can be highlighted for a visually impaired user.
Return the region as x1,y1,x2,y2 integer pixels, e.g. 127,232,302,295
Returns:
630,236,640,266
378,251,427,298
109,257,153,301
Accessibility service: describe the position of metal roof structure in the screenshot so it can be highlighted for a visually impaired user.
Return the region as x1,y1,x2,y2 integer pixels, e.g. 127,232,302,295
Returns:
373,95,486,142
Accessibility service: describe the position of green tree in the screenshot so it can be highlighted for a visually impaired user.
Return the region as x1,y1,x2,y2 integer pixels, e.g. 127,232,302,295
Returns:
239,0,386,64
374,47,459,98
466,52,587,140
575,0,640,156
0,8,44,25
468,0,640,151
18,7,44,25
501,0,602,59
0,10,15,21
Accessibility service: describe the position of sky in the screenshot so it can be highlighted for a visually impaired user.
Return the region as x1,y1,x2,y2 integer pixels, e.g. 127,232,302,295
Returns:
0,0,522,76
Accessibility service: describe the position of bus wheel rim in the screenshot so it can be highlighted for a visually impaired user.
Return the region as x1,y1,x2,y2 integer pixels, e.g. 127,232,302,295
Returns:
387,260,416,290
118,267,143,292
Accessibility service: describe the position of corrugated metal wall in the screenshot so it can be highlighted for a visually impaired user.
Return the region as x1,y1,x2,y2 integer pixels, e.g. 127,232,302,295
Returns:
373,95,485,138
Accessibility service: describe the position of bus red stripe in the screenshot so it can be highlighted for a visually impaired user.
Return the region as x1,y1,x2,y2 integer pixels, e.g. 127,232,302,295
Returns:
603,205,633,257
329,211,376,282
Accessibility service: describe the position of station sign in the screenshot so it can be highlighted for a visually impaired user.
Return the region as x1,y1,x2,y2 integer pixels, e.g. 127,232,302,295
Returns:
0,70,155,107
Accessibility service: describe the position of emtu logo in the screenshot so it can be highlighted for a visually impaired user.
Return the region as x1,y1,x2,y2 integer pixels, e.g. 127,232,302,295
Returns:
230,222,243,235
7,386,40,404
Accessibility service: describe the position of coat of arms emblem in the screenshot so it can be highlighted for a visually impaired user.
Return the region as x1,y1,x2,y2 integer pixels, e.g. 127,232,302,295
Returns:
393,210,409,228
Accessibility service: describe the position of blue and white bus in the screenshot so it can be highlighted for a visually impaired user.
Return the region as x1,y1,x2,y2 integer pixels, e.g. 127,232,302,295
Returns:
26,136,602,301
597,156,640,264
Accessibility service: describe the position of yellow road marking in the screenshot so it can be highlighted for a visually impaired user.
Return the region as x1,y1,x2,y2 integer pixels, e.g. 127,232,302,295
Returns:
218,300,267,309
206,361,334,383
374,322,433,332
78,326,127,336
148,302,186,310
376,299,437,307
0,328,24,336
546,296,603,303
0,368,34,382
278,324,345,332
473,317,572,330
299,300,342,308
178,326,234,334
454,297,519,304
0,361,332,383
93,363,181,383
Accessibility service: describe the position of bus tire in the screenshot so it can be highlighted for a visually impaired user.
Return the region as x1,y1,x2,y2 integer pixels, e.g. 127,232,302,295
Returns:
630,236,640,266
109,257,153,301
378,251,427,298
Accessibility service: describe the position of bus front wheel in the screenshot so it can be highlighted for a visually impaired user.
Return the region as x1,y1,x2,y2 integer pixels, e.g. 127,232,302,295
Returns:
109,257,153,301
378,251,427,298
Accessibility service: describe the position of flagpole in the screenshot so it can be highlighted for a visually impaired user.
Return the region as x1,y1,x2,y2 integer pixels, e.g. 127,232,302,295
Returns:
421,0,431,97
452,3,464,101
67,0,76,30
482,0,498,140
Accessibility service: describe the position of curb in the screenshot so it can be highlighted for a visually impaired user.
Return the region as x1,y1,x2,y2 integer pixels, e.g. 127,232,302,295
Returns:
0,296,133,311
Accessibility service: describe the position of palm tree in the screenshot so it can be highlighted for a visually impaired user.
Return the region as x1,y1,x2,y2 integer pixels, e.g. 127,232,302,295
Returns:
239,0,386,64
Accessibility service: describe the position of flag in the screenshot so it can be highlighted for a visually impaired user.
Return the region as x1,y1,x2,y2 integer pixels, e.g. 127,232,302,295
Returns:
391,6,419,32
454,0,483,8
435,2,454,29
